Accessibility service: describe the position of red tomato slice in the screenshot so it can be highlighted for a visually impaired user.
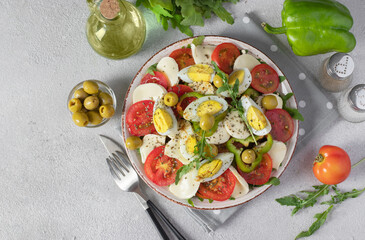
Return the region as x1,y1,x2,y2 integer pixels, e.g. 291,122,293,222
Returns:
265,109,294,142
168,84,193,98
140,71,170,89
238,153,273,185
126,100,156,136
169,48,195,70
211,43,240,74
196,169,236,201
176,96,197,116
250,64,279,93
144,146,183,186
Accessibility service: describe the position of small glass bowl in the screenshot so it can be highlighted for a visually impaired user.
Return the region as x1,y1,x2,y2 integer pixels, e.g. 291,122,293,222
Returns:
67,80,117,128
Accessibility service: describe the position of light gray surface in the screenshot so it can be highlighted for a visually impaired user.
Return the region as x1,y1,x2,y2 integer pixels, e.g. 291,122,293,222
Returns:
1,0,365,239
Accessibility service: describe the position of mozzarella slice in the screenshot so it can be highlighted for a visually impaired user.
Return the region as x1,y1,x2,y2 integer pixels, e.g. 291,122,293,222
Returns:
132,83,167,104
188,81,215,95
139,134,166,163
206,121,231,145
164,138,190,165
268,140,287,170
229,166,249,198
169,168,200,199
191,44,215,65
233,53,260,71
224,110,250,139
157,57,179,86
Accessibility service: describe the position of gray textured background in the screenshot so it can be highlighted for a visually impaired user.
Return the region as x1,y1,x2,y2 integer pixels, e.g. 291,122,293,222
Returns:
1,0,365,239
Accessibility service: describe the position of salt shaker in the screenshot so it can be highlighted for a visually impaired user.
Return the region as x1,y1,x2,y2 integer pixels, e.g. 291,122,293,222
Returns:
338,84,365,123
320,53,354,92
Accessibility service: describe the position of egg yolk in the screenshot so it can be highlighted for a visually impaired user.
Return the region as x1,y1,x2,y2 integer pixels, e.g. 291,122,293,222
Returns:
197,159,222,179
228,70,245,85
186,136,197,154
187,64,214,82
247,106,267,130
153,108,173,133
197,100,222,117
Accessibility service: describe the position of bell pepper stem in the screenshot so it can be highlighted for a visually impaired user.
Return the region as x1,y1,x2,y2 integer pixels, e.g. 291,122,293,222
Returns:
262,22,287,34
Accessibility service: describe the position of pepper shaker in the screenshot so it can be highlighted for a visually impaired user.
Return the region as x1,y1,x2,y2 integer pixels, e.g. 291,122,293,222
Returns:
338,84,365,123
320,53,354,92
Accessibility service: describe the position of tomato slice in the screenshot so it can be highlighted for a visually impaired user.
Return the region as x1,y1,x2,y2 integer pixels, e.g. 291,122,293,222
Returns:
196,169,236,201
168,84,193,98
140,71,170,89
126,100,156,136
250,64,279,93
265,109,294,142
176,96,197,116
211,43,240,74
169,48,195,70
144,146,183,186
238,153,273,185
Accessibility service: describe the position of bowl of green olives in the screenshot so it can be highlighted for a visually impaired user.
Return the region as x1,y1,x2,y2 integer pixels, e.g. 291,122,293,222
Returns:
67,80,117,127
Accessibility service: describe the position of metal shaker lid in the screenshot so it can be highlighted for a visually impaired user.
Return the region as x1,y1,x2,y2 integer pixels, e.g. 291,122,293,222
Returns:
326,53,354,80
349,84,365,112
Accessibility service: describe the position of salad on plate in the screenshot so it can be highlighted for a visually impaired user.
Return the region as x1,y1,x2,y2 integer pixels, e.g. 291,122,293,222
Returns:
123,36,300,206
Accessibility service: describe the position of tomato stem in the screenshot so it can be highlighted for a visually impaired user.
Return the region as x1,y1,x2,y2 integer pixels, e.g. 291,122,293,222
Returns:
314,154,325,164
351,157,365,169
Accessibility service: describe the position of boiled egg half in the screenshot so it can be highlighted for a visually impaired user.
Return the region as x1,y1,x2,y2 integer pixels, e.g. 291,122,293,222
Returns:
220,68,252,98
197,152,234,182
183,96,228,122
178,64,215,84
152,97,178,136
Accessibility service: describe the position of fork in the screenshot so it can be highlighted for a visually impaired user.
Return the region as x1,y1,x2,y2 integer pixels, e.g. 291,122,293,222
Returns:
106,150,186,240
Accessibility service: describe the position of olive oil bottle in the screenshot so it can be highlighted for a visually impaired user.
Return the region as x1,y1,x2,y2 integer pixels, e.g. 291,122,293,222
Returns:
86,0,146,59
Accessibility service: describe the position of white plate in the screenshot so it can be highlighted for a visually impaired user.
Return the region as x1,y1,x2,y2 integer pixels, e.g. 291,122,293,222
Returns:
121,36,298,210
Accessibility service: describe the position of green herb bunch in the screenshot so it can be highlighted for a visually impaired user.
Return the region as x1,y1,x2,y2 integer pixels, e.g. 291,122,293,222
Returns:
136,0,239,36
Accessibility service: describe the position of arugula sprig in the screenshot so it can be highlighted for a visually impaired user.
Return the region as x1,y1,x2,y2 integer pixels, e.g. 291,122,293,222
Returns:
174,131,211,184
212,61,257,145
146,63,158,76
281,93,304,121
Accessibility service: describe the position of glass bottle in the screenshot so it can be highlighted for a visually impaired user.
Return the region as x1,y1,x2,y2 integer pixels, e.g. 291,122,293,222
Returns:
338,84,365,123
86,0,146,60
319,53,354,92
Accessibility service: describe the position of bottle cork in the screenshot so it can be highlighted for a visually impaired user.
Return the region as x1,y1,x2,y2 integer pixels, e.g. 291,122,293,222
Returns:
100,0,120,19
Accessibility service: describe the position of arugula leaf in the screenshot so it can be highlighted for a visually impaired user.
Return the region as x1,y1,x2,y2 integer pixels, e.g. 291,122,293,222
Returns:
149,0,174,11
187,198,195,207
276,185,330,215
229,197,235,200
197,196,204,202
280,93,304,121
209,199,213,203
175,159,198,184
192,36,205,46
295,205,333,239
257,58,266,64
279,76,286,82
146,63,158,76
217,85,229,93
321,186,365,205
265,177,281,186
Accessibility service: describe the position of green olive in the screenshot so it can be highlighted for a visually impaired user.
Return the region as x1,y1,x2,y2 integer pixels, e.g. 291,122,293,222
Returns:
99,92,113,105
72,112,89,127
241,149,256,164
164,92,179,107
204,144,218,158
86,111,103,125
74,88,89,100
199,114,215,131
84,96,100,110
262,95,278,110
80,107,88,113
126,136,143,150
68,98,82,113
83,80,99,94
99,104,115,118
213,75,224,88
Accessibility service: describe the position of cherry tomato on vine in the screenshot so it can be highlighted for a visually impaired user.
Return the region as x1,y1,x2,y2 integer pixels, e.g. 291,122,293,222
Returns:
313,145,351,185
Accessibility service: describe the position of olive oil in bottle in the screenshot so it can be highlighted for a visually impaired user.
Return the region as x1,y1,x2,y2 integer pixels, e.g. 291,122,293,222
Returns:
86,0,146,59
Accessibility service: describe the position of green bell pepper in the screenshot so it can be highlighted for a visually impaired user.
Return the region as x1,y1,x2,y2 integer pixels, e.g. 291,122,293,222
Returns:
192,110,227,137
262,0,356,56
227,134,273,173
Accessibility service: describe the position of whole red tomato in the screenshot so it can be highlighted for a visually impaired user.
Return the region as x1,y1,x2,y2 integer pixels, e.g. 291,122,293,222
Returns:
313,145,351,185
